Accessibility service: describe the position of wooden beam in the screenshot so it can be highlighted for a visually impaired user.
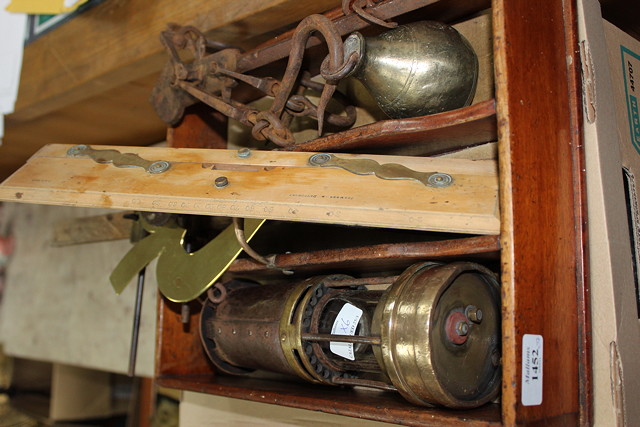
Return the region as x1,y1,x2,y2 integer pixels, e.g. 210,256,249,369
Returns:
0,144,500,234
9,0,342,123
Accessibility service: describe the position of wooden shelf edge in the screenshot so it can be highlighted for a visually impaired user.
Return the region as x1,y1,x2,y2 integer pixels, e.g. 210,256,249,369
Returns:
156,375,503,426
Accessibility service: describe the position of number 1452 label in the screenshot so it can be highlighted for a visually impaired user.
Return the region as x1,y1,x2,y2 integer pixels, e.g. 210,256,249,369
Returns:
521,334,543,406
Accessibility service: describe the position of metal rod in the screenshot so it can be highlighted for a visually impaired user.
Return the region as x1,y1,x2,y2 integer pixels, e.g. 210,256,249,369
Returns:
127,267,146,377
331,375,397,391
322,276,397,288
235,0,439,73
301,333,381,345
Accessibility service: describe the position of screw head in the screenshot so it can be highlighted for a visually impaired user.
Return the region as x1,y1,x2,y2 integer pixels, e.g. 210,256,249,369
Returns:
148,160,171,174
427,172,453,188
237,148,252,158
309,153,332,166
214,176,229,188
67,144,88,157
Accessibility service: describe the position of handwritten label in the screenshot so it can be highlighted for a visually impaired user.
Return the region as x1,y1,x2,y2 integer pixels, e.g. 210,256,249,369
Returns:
330,303,363,361
521,334,543,406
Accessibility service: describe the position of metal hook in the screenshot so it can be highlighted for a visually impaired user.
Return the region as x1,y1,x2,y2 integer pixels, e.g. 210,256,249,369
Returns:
232,218,293,275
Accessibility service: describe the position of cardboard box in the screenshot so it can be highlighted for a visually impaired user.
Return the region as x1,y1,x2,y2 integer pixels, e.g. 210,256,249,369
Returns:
578,1,640,425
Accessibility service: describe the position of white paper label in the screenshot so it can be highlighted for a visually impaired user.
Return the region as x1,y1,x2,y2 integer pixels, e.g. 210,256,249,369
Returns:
329,303,363,360
521,334,543,406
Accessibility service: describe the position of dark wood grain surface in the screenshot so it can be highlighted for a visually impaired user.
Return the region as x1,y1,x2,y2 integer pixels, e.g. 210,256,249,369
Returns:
493,0,588,424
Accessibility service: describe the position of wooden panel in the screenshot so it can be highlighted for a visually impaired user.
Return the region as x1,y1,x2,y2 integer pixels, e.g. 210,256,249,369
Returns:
168,104,228,150
0,204,157,377
493,0,588,424
156,298,214,377
0,144,500,234
9,0,343,123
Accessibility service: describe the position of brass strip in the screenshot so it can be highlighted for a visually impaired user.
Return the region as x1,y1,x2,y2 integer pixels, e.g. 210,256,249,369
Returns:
308,153,453,188
67,144,171,174
110,217,265,302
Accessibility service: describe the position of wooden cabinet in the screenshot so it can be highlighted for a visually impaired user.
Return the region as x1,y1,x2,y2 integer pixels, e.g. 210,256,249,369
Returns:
153,0,590,425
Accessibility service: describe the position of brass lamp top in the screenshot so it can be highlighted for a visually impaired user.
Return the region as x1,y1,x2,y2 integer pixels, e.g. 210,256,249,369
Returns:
372,262,501,408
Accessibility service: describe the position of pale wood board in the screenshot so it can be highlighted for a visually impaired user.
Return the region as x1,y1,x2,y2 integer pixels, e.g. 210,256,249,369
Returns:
0,145,500,234
0,203,157,377
180,392,391,426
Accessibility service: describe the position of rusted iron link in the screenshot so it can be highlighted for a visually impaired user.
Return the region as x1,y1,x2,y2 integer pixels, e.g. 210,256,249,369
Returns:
207,282,228,304
176,81,256,124
266,14,357,140
286,94,356,128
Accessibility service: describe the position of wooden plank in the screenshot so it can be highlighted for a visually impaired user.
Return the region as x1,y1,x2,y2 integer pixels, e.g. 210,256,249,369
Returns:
493,0,588,424
9,0,342,123
156,298,214,377
0,144,500,234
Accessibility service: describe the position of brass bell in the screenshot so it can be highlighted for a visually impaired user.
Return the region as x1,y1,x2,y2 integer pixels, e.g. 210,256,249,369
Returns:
342,21,478,119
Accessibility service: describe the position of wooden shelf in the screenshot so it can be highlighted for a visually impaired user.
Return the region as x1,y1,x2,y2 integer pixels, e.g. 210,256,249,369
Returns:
153,0,590,424
157,375,502,427
155,235,502,425
0,0,591,423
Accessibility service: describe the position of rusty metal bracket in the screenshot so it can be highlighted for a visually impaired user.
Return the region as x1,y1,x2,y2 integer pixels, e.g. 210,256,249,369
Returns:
151,12,362,146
